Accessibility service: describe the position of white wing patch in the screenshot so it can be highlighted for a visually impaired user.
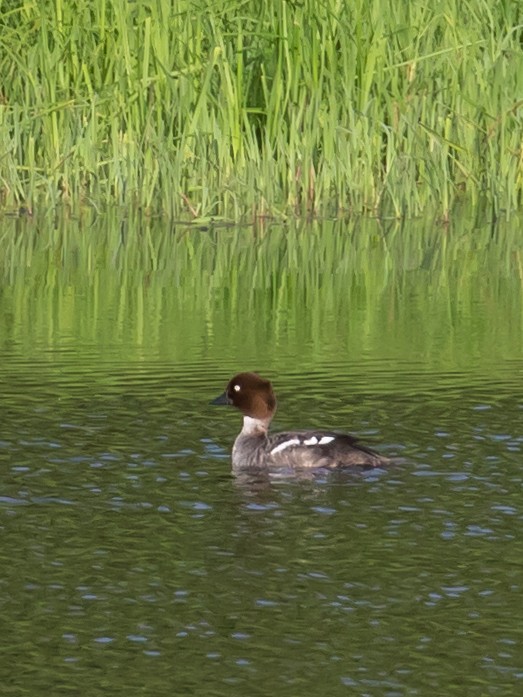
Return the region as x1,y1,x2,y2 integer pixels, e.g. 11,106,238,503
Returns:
270,438,300,455
271,434,336,455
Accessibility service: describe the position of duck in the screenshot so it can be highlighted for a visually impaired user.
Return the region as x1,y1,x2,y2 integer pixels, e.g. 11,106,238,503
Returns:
211,372,389,470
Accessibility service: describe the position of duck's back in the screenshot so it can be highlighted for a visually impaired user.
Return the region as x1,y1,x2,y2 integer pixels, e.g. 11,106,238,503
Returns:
233,429,388,470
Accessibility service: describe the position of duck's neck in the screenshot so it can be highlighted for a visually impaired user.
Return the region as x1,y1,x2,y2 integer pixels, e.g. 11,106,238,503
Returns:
241,415,270,435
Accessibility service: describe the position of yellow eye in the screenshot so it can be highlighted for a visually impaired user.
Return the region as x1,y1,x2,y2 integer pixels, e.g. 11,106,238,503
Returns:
234,384,241,392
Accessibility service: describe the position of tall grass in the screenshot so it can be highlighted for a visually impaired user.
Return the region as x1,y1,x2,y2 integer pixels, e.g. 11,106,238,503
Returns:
1,0,522,219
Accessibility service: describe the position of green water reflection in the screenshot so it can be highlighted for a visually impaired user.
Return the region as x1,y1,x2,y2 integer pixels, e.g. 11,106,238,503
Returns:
1,212,522,375
0,212,522,695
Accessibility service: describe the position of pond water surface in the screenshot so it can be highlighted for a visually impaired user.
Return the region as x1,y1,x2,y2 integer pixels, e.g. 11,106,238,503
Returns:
0,213,522,695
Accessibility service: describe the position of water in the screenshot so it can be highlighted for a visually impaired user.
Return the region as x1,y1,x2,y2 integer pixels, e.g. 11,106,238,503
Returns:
0,213,522,695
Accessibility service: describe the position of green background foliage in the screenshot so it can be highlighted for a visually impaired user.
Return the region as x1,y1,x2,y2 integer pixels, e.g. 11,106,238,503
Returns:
1,0,522,218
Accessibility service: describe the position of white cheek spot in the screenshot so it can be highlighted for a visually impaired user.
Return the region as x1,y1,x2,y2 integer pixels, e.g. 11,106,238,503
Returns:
319,436,335,445
303,436,318,445
270,438,300,455
234,384,241,392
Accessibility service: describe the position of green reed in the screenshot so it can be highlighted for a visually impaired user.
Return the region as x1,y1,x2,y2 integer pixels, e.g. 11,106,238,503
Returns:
1,0,522,219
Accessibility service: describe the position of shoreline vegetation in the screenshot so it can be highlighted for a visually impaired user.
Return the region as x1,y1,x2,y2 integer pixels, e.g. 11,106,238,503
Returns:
1,1,522,221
